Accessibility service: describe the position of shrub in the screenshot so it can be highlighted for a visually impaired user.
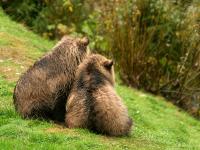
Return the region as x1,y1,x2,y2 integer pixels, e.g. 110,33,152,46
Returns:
1,0,88,39
97,0,200,117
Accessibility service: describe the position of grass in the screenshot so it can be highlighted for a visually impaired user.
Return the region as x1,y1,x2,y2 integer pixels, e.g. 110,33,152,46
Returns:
0,8,200,150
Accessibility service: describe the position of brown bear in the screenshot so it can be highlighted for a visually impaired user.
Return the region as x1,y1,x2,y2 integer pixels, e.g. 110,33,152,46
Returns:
65,54,132,136
13,36,89,121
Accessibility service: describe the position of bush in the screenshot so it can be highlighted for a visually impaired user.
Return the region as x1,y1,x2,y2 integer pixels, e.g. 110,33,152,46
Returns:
97,0,200,117
1,0,88,39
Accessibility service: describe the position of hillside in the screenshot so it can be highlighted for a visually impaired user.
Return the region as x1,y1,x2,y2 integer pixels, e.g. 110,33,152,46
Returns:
0,8,200,150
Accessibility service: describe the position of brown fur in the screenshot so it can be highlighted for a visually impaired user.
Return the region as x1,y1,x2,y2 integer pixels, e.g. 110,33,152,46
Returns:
13,36,89,121
65,54,132,136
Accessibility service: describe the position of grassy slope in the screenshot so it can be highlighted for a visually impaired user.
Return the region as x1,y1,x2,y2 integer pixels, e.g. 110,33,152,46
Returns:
0,9,200,150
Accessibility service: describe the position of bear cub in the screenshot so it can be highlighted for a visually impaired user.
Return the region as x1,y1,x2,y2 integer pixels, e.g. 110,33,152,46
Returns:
13,36,89,121
65,54,132,136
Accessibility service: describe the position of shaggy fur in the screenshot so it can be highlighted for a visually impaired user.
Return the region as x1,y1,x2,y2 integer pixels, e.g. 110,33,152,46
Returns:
13,36,89,121
65,54,132,136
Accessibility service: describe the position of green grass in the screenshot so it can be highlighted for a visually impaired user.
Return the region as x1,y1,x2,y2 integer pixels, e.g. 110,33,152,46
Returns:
0,8,200,150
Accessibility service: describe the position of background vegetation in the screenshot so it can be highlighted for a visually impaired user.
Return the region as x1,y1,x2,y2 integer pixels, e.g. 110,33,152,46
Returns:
1,0,200,118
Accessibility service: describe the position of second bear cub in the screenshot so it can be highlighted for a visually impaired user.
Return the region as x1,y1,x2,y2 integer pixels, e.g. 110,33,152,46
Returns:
65,54,132,136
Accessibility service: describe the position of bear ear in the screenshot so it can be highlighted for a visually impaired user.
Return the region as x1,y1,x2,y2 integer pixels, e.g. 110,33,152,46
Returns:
103,60,113,70
80,37,89,46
